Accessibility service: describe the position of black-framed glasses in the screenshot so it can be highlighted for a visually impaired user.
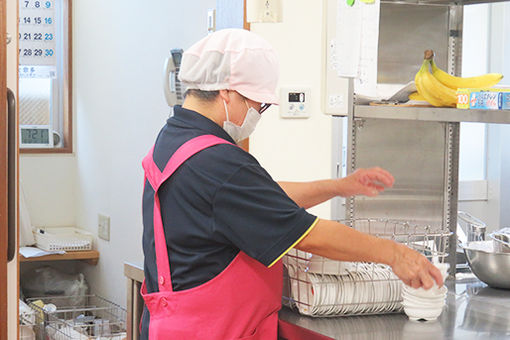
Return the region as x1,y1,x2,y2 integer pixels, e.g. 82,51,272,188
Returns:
260,103,271,114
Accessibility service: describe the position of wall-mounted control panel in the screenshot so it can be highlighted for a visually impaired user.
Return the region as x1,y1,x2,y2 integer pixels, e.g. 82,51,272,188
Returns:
280,87,311,119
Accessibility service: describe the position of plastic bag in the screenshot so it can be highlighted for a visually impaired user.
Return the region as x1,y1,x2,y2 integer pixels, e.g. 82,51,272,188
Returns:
21,266,89,305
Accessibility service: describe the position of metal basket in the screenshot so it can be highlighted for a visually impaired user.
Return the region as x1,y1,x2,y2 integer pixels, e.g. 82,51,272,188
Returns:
27,295,127,340
282,218,451,317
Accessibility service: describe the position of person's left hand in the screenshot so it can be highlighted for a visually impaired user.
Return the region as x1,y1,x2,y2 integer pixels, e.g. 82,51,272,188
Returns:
336,167,395,197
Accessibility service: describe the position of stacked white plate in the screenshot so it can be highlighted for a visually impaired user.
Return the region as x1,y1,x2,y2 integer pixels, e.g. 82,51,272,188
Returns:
286,263,402,316
402,263,449,321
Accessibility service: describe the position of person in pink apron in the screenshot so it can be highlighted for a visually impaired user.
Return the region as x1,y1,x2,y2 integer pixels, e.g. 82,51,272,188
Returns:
141,29,443,340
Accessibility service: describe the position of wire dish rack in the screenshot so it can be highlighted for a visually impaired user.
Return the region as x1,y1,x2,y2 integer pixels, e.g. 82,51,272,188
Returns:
27,295,127,340
282,218,451,317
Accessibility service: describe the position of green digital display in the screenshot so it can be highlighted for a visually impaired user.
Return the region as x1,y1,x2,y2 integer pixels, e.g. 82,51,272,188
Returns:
21,127,50,144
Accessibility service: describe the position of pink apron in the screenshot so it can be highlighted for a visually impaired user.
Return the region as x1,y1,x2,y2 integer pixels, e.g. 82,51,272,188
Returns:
141,134,333,340
141,135,283,339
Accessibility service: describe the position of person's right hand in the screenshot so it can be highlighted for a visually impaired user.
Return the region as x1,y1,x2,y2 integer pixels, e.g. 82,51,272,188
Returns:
336,167,395,198
389,242,443,289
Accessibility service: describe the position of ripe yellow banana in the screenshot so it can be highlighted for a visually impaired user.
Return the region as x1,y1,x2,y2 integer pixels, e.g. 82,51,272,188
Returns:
415,59,457,107
430,58,503,90
408,92,427,101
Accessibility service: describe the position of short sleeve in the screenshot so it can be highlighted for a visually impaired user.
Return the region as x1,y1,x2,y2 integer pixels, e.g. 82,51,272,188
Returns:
213,164,317,267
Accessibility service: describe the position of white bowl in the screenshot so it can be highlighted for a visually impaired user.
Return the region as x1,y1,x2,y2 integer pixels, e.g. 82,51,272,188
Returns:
402,294,445,307
403,305,444,321
402,288,446,298
402,288,446,300
403,284,447,299
402,298,445,310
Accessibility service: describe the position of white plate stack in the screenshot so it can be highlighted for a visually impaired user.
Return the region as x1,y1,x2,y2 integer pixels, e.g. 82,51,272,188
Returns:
402,263,449,321
286,263,402,316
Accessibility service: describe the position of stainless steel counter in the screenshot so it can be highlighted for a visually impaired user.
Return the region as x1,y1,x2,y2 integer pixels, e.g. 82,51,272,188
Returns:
279,276,510,340
124,262,510,340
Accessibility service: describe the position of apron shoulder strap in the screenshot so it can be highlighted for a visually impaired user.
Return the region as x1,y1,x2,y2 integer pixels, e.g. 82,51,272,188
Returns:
142,134,234,292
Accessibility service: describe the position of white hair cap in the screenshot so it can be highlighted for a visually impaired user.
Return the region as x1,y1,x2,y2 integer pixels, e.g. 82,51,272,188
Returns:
178,29,279,105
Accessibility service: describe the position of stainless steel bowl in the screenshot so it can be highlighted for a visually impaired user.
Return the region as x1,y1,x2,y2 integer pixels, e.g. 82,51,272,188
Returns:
490,233,510,253
462,241,510,290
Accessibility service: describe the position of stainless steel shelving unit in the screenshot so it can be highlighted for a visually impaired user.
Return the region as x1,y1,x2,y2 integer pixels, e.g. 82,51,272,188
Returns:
330,0,510,277
353,105,510,124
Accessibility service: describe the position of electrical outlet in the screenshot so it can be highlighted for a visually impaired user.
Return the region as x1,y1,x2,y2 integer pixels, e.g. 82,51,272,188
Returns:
98,214,110,241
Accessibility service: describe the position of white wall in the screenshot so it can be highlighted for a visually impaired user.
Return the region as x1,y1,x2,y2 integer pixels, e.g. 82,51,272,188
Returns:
73,0,216,306
250,0,333,219
20,156,76,227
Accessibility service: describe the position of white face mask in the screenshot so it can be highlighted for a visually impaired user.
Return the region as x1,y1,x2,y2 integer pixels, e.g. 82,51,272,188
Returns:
222,99,261,143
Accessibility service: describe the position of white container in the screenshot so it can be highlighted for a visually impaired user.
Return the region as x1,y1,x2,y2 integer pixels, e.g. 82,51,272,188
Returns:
33,227,93,251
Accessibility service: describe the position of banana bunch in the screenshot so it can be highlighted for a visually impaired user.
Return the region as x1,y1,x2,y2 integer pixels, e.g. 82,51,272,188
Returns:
412,50,503,107
408,91,426,101
414,56,457,107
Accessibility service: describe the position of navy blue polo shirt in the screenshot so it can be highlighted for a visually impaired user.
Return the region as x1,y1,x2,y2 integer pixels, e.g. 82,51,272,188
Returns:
140,106,317,338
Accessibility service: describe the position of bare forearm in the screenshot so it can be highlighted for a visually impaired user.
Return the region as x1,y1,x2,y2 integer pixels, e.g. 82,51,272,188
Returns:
278,180,340,209
278,168,394,209
295,218,444,289
295,219,396,265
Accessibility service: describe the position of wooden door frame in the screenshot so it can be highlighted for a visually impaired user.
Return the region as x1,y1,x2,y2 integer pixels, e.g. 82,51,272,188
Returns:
2,0,19,338
243,0,250,31
1,0,9,337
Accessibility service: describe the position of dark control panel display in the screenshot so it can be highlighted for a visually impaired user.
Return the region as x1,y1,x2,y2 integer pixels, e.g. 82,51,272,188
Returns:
288,92,305,103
